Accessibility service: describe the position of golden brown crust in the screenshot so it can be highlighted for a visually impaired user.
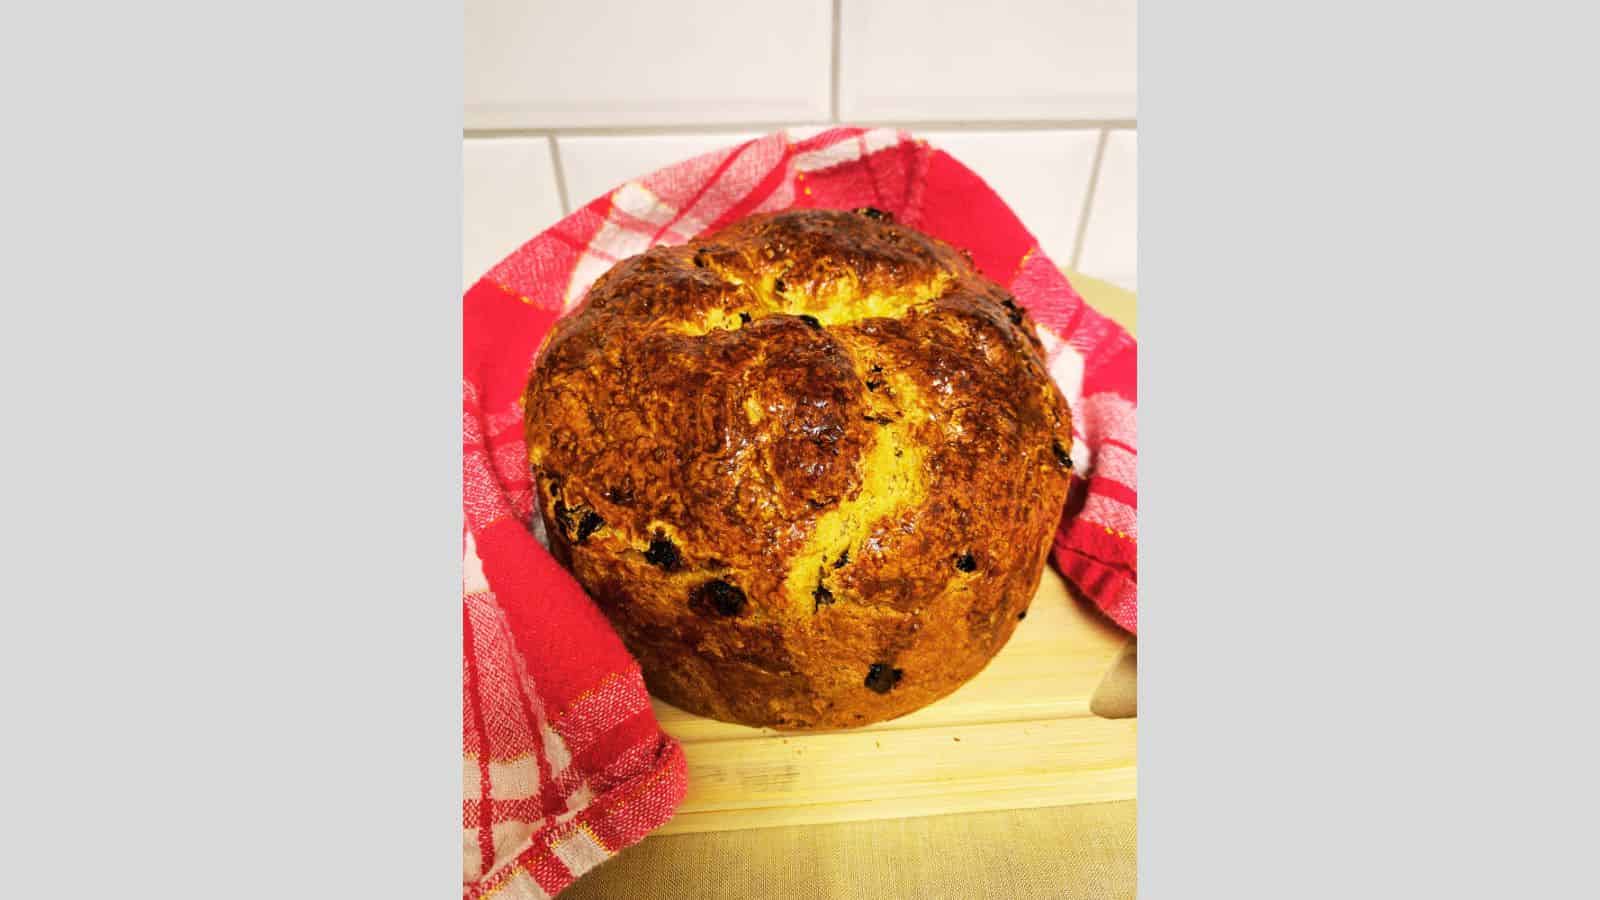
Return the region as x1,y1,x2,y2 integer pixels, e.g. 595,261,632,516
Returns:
524,208,1073,730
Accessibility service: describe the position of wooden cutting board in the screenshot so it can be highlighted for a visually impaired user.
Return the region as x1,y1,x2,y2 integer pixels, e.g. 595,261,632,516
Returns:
651,566,1137,835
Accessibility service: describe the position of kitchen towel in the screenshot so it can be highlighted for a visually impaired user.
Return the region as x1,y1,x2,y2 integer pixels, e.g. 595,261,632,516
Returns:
462,126,1137,898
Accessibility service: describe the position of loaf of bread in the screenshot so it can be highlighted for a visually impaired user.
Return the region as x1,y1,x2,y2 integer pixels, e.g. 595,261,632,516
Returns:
523,208,1074,729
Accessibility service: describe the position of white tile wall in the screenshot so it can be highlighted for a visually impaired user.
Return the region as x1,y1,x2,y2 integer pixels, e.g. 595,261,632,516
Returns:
839,0,1137,123
464,0,831,129
463,2,1137,294
1077,130,1138,291
461,138,564,289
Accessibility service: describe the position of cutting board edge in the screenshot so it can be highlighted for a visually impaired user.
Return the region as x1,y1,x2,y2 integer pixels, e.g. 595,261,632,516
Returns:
655,763,1138,836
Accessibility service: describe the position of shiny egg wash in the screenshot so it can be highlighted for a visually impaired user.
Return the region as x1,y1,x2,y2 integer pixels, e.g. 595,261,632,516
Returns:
524,208,1074,729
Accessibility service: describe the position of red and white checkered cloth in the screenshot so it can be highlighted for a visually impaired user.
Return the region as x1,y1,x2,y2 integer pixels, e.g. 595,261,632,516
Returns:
462,127,1138,897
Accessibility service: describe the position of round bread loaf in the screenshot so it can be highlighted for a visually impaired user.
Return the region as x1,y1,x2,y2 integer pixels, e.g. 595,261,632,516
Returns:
524,208,1074,730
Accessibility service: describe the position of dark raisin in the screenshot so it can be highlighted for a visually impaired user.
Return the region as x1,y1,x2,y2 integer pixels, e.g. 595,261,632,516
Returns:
1017,610,1028,620
575,510,605,543
856,207,890,222
797,314,822,329
693,251,708,268
1052,440,1074,469
602,483,634,505
864,663,904,694
644,537,681,571
773,278,787,294
691,579,746,617
865,379,882,391
551,500,573,538
955,552,977,573
833,549,850,569
739,311,752,324
869,363,883,374
812,584,834,611
1001,296,1025,325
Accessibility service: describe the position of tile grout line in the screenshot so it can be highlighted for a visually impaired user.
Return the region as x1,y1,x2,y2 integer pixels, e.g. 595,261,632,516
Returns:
464,118,1136,139
829,0,843,122
546,135,572,217
1070,129,1112,270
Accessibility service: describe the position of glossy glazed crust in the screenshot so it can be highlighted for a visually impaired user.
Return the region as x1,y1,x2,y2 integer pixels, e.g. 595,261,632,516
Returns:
524,209,1074,730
